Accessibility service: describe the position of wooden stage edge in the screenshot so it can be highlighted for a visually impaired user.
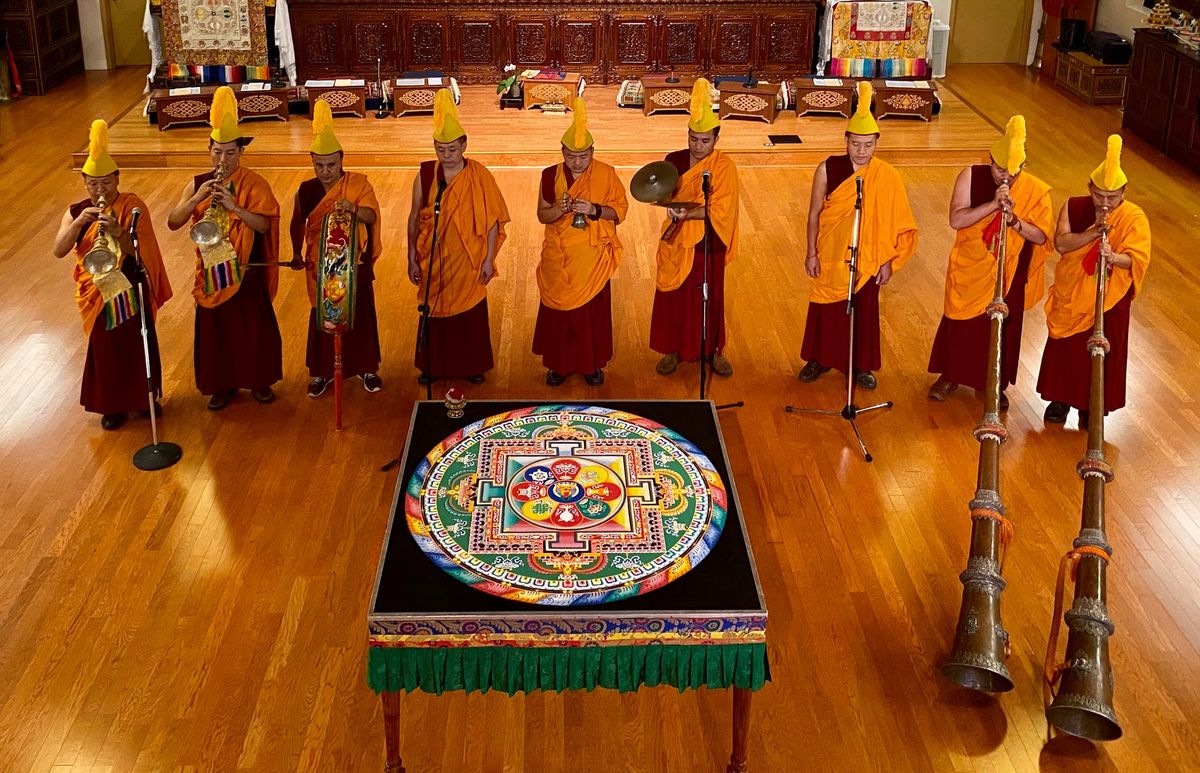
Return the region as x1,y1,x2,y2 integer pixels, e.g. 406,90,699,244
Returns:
71,83,995,171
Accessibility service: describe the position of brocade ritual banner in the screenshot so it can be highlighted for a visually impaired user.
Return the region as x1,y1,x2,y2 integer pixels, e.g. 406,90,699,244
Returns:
162,0,269,67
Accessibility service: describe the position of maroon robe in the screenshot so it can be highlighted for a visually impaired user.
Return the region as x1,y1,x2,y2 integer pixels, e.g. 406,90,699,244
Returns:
800,155,882,374
72,200,162,415
532,164,615,375
927,165,1035,391
413,160,494,379
192,171,284,395
291,176,382,380
649,149,727,361
1036,196,1134,414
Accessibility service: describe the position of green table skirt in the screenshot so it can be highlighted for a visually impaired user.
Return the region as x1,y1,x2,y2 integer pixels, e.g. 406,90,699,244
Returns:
368,643,770,695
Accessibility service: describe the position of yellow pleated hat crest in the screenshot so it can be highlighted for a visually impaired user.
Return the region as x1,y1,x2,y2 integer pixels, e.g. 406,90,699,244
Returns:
990,115,1026,175
1090,134,1128,191
561,97,594,151
432,89,466,143
81,119,118,177
209,86,243,143
847,81,879,136
310,99,342,155
687,78,719,133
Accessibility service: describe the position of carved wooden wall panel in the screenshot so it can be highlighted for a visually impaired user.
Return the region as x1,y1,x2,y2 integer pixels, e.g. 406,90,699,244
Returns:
406,14,449,68
289,1,817,85
513,17,554,67
712,18,756,68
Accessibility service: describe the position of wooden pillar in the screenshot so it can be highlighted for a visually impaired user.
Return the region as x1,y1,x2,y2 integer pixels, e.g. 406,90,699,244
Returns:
726,686,753,773
382,691,406,772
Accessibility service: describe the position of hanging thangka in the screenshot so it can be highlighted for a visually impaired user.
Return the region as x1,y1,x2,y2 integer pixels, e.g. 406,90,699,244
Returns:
160,0,269,68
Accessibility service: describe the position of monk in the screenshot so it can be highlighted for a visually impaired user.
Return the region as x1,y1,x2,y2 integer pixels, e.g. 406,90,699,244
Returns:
534,97,629,386
800,81,918,390
290,100,384,397
52,119,173,430
167,86,283,410
1037,135,1151,428
651,78,740,378
407,89,510,385
927,116,1053,409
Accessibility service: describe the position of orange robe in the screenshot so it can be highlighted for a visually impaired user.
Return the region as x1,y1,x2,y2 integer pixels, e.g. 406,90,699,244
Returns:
414,158,510,318
189,166,284,395
802,155,917,373
537,160,628,310
928,166,1054,391
534,160,629,374
654,148,739,292
292,172,383,379
72,194,173,415
1037,196,1151,414
190,165,281,308
809,156,917,304
649,149,739,361
74,193,172,337
413,159,510,378
1045,199,1151,340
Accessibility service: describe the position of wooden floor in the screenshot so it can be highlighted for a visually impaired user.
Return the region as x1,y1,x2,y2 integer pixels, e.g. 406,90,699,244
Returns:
1,65,1199,772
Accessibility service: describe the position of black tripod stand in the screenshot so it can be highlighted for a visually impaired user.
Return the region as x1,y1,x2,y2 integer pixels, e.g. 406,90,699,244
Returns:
416,180,447,402
129,208,182,471
695,170,743,411
786,176,891,462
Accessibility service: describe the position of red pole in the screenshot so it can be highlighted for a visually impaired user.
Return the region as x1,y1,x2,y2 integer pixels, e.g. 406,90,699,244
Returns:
334,330,344,431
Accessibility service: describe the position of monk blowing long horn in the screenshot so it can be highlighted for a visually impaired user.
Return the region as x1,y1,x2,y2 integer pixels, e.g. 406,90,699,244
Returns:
1042,205,1122,741
941,187,1015,693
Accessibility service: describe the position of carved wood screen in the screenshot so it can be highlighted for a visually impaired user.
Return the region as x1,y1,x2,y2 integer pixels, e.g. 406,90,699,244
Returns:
289,0,817,84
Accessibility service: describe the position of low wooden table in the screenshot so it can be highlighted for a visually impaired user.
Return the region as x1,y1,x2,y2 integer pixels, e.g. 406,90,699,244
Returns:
1055,50,1130,105
389,77,442,117
151,85,291,131
793,77,856,118
871,79,938,121
718,82,782,123
305,82,367,118
641,75,695,116
519,72,581,110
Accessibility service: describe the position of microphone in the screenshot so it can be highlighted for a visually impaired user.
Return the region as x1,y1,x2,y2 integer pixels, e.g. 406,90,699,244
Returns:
701,170,711,194
130,207,142,234
855,176,863,196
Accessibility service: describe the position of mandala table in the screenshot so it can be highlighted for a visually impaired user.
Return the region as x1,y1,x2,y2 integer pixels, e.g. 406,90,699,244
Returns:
369,400,769,771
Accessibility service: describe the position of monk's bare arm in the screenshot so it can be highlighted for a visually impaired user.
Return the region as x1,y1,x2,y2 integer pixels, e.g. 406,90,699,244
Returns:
52,208,84,259
406,173,422,284
947,167,995,230
167,178,204,231
805,162,827,277
1054,203,1098,253
479,222,499,284
537,192,566,225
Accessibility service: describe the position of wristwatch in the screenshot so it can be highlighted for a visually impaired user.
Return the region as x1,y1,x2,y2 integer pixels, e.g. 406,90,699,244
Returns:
589,204,601,221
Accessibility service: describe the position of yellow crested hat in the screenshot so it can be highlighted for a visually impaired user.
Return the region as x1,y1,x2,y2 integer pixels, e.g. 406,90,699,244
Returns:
1090,134,1128,191
432,88,465,143
687,78,719,133
81,119,118,177
310,99,342,155
847,81,879,136
209,86,243,144
561,97,594,152
990,115,1027,175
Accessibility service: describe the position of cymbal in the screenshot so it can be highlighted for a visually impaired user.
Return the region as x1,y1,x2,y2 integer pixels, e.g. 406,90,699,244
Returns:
630,161,679,204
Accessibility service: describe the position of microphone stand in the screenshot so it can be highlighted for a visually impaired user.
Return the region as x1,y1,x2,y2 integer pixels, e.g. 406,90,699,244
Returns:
375,57,389,119
696,169,743,412
786,175,892,462
129,209,183,471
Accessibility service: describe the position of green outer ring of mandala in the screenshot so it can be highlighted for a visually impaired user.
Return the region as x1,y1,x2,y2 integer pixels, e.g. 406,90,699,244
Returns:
405,405,728,606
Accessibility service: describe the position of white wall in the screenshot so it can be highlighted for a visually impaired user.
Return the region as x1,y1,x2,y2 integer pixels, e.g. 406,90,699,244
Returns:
1096,0,1149,38
930,0,953,25
77,0,109,70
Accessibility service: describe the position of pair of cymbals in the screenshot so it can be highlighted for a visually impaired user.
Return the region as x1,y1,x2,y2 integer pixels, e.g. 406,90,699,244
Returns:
630,161,680,205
